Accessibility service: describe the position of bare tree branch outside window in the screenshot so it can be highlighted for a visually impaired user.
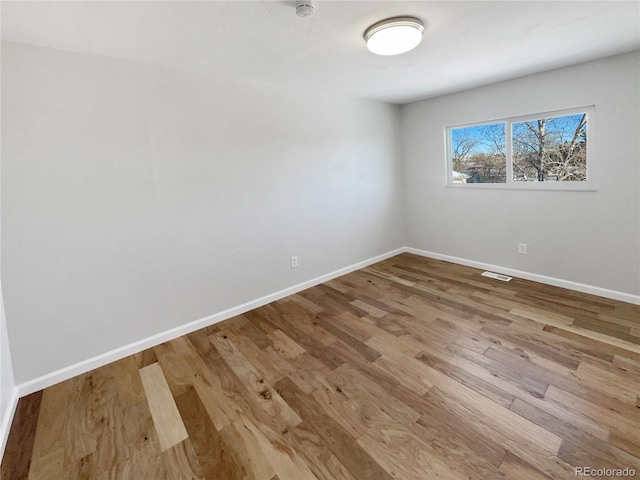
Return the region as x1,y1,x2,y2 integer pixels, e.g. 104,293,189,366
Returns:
512,114,587,182
451,123,506,183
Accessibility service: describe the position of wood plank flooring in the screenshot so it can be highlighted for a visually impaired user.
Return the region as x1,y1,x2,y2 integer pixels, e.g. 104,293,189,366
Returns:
2,253,639,479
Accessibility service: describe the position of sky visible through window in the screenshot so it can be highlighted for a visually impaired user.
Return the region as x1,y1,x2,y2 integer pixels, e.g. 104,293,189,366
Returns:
451,123,505,157
451,122,506,183
451,114,584,155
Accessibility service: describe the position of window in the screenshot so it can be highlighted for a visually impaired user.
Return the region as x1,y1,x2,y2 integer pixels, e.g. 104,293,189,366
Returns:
446,107,593,189
450,122,506,184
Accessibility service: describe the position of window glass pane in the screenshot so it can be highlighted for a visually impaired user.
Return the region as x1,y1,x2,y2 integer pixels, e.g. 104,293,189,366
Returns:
451,123,506,183
512,113,587,182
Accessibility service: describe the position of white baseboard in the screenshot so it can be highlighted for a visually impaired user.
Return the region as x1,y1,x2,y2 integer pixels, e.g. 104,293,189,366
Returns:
17,248,405,397
0,387,19,460
13,244,640,398
404,247,640,306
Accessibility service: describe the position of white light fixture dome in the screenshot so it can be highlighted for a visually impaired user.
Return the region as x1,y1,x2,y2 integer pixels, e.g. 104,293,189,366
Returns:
364,16,424,55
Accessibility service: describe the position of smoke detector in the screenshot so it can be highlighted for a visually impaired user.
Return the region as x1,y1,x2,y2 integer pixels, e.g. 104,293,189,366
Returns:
296,1,315,17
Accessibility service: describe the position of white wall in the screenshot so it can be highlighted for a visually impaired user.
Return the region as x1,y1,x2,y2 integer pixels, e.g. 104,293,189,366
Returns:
0,297,15,412
1,42,405,384
0,28,18,456
0,285,17,458
402,51,640,298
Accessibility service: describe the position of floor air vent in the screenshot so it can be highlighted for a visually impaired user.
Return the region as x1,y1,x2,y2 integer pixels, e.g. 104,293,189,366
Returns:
482,271,512,282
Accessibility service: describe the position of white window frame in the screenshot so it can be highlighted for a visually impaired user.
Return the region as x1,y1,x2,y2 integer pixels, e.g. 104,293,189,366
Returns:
445,106,595,191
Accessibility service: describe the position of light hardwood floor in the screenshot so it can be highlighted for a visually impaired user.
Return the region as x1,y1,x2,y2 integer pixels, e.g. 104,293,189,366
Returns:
2,253,640,479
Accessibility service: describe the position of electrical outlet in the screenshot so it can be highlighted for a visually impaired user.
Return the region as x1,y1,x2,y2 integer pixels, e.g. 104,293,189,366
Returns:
518,243,528,255
290,256,299,268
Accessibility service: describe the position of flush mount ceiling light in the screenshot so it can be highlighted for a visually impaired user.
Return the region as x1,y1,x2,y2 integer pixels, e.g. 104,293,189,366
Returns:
364,16,424,55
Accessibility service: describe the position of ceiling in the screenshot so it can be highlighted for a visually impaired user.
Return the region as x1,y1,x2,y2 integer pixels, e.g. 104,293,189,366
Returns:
2,1,639,105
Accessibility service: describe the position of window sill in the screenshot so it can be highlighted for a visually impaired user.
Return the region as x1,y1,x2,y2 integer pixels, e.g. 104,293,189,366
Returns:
445,183,597,192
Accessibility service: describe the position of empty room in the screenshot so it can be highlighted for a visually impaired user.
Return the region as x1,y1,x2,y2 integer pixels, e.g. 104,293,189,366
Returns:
1,0,639,478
